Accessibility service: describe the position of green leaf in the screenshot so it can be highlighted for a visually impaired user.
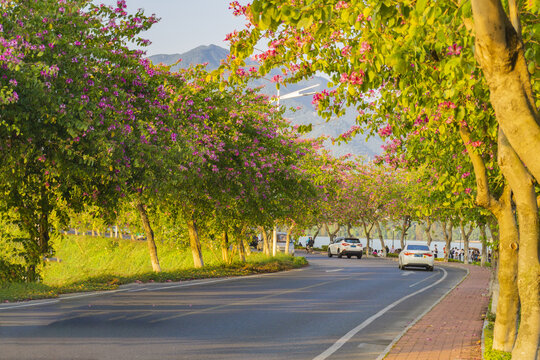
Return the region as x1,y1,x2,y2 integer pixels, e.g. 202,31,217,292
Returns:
456,106,465,121
416,0,428,14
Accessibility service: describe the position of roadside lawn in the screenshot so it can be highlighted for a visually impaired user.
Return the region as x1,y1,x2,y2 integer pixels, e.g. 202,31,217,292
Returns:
0,235,307,302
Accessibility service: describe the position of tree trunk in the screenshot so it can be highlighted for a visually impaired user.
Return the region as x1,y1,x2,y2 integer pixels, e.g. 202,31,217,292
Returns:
471,0,540,186
499,130,540,358
135,201,161,273
238,235,246,262
285,222,295,255
487,220,500,313
260,227,270,256
461,125,520,351
361,220,374,257
459,219,474,265
347,222,353,237
186,216,204,268
221,230,230,264
441,220,453,262
399,216,411,250
324,223,340,244
312,225,321,242
375,221,387,257
479,222,488,267
38,207,50,255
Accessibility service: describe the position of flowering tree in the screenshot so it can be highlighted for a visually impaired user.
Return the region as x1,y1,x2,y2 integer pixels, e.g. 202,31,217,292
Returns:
225,1,538,356
0,0,158,279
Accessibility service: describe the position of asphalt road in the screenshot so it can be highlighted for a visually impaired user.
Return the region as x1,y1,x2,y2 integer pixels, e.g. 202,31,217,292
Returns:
0,254,466,360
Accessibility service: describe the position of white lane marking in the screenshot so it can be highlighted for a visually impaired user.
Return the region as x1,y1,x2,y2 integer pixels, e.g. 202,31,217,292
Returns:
312,267,448,360
401,272,414,276
325,269,344,273
409,272,439,288
376,267,469,360
0,299,60,310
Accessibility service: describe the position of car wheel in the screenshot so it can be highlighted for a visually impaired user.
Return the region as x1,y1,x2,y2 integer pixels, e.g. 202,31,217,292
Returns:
328,249,332,258
358,252,363,259
347,255,351,259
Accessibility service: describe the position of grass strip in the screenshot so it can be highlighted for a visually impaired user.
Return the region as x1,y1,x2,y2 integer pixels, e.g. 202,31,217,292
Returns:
1,255,307,303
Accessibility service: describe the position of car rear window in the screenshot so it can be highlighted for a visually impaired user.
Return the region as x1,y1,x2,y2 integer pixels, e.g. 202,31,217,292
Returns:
344,239,360,243
407,245,430,251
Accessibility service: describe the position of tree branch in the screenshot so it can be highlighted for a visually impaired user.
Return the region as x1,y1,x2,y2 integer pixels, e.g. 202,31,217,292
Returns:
459,125,499,212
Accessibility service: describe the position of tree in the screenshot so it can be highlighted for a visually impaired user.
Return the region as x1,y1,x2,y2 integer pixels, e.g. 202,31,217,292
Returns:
0,0,158,279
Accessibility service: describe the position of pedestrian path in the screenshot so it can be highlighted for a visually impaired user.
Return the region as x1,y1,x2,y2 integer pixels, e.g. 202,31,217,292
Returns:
384,264,491,360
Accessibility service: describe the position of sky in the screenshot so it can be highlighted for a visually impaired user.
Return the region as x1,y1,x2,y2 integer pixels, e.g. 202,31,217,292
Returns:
98,0,249,56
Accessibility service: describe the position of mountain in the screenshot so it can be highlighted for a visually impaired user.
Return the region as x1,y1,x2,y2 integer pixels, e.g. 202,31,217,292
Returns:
149,44,229,72
149,45,384,158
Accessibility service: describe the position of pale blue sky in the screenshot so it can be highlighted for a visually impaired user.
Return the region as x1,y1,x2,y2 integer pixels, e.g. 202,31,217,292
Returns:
98,1,249,55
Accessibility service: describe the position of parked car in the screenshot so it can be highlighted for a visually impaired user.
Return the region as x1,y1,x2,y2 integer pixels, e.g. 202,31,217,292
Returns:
328,237,363,259
398,244,434,271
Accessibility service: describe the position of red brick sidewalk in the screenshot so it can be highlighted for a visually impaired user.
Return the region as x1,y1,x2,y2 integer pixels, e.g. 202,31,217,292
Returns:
384,265,491,360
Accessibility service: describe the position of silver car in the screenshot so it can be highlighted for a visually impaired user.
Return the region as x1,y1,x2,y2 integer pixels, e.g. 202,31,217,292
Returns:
398,244,434,271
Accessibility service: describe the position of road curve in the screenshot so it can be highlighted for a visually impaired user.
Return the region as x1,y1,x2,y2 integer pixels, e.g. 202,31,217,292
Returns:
0,255,466,360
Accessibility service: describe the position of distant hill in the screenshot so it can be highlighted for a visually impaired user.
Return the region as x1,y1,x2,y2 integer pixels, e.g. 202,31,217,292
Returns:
149,45,384,158
149,44,229,72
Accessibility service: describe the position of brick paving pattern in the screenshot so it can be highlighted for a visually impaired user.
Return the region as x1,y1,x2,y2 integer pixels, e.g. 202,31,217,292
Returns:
385,265,491,360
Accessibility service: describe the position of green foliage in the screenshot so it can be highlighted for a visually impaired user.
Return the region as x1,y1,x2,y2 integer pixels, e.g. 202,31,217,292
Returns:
0,257,26,283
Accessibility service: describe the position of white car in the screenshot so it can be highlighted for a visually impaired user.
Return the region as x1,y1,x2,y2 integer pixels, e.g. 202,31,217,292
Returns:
328,237,363,259
399,244,434,271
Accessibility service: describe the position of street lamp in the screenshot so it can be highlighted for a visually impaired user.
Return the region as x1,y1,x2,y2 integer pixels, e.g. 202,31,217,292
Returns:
270,83,320,256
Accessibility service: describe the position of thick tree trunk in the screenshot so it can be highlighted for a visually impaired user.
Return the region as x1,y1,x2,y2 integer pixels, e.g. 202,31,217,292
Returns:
186,216,204,268
471,0,540,186
461,126,520,351
135,201,161,273
486,187,519,352
221,230,230,264
499,130,540,359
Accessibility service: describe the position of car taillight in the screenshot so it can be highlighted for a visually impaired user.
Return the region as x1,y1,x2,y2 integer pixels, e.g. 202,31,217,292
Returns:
424,253,433,257
342,243,348,246
403,252,413,256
